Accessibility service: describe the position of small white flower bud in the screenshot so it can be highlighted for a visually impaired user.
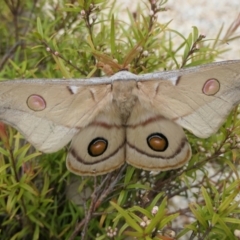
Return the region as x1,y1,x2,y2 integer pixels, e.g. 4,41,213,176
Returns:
152,206,159,215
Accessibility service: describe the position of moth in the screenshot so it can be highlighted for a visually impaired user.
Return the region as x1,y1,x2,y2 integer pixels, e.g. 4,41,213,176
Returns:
0,60,240,176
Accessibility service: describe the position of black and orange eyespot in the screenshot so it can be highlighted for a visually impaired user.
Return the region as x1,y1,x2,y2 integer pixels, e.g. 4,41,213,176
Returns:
88,137,108,157
147,133,168,152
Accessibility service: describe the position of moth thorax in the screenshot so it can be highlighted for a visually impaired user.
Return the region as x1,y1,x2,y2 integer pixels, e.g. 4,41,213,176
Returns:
112,80,137,123
120,96,138,123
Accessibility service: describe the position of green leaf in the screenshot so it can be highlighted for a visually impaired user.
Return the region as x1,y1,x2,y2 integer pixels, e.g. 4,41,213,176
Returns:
192,26,199,42
33,225,40,240
183,32,192,60
18,182,38,196
212,212,220,226
201,186,214,215
218,190,238,213
217,217,234,238
145,198,168,233
222,217,240,224
37,17,44,38
110,14,116,54
110,201,143,233
189,203,208,229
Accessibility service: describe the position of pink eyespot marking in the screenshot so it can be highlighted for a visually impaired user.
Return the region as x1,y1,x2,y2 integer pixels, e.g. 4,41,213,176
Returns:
27,94,46,111
202,78,220,96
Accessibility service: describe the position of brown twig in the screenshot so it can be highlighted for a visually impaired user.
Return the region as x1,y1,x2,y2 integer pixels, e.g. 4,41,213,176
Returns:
69,165,126,240
0,40,23,71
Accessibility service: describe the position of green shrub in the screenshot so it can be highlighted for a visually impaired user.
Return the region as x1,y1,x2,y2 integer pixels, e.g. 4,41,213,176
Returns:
0,0,240,239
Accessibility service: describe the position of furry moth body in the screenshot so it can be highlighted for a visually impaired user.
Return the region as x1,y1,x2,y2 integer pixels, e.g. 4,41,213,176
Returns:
1,60,240,175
